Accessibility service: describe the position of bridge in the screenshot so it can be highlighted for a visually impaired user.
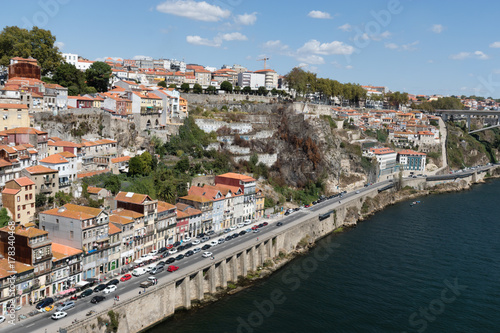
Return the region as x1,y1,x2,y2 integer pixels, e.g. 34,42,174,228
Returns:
433,109,500,133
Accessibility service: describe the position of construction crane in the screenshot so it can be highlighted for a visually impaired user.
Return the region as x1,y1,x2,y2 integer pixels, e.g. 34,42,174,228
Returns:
257,57,270,69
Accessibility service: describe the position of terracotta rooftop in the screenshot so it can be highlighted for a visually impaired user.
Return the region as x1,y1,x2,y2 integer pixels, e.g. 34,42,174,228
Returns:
0,225,48,238
51,242,83,261
40,154,68,164
2,188,20,195
216,172,256,182
41,204,103,220
14,177,35,187
115,192,153,204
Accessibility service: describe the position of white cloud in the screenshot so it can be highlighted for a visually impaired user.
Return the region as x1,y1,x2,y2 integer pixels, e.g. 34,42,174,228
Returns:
308,10,332,19
450,51,489,60
297,39,354,55
262,40,291,55
362,30,391,41
186,35,221,47
489,41,500,48
431,24,444,34
384,41,419,51
235,12,257,25
296,54,325,65
54,41,64,50
156,0,230,22
338,23,352,32
345,65,353,70
133,55,153,60
220,32,247,41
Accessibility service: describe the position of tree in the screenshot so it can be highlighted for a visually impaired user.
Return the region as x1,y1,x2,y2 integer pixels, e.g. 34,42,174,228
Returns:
271,88,278,96
168,84,177,89
206,85,216,94
180,83,190,93
35,193,47,208
193,83,202,94
258,86,268,96
55,191,72,206
127,156,143,176
104,174,121,195
234,86,241,93
157,80,167,88
387,91,409,109
0,26,64,75
86,61,112,92
52,63,86,95
220,81,233,93
0,208,10,228
242,86,252,94
175,156,190,173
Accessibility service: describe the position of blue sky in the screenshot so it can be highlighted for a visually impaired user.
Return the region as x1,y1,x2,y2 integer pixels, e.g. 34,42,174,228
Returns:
3,0,500,97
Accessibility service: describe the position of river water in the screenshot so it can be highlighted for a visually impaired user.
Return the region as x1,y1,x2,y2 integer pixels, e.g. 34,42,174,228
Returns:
148,179,500,333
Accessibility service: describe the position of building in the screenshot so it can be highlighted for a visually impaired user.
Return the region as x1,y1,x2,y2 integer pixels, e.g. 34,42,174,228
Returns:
155,201,177,247
367,147,399,179
237,72,266,90
175,203,202,238
8,57,41,80
39,153,76,192
255,188,265,219
397,149,427,172
109,211,136,266
22,165,60,197
2,177,36,225
0,225,52,304
87,186,109,200
50,243,83,296
0,127,48,159
0,103,30,130
0,259,34,313
39,204,110,279
178,195,213,233
215,173,256,221
254,69,278,90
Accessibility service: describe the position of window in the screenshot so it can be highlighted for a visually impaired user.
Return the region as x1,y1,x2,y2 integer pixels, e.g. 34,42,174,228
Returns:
17,214,20,219
25,195,28,200
23,205,26,210
17,196,20,202
29,194,32,199
17,205,20,211
70,231,74,239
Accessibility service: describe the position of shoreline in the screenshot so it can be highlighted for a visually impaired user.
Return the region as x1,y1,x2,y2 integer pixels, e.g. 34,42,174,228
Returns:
143,171,500,332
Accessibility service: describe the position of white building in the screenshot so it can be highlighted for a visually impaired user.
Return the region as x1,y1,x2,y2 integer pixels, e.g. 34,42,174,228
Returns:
238,72,266,90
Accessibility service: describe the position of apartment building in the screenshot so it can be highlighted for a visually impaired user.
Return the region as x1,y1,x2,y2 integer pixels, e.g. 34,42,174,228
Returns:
2,177,36,225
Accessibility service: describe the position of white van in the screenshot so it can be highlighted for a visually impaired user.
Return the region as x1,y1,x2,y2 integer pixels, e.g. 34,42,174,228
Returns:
145,264,156,273
132,267,147,276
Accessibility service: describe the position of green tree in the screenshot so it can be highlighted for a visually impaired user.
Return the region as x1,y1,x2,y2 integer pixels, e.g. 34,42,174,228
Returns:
242,86,252,94
175,156,190,173
157,80,167,88
127,156,143,176
193,83,203,94
140,151,153,175
168,84,177,89
181,83,190,93
104,174,121,195
55,191,72,206
387,91,409,109
234,86,241,93
271,88,278,96
0,208,10,228
85,61,112,92
220,81,233,93
0,26,64,75
52,63,87,95
206,85,216,94
258,86,268,96
35,193,47,208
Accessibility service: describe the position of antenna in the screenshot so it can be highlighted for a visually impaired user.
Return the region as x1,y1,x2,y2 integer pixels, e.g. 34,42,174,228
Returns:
257,57,270,69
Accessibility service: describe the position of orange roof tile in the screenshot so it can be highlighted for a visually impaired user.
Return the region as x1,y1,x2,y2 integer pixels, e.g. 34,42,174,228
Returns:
2,188,20,195
40,154,68,164
25,165,58,174
87,186,104,194
115,191,153,204
51,243,83,260
0,225,48,238
41,204,103,220
0,103,28,109
111,156,130,163
14,177,35,187
108,223,121,235
216,172,256,182
109,214,134,225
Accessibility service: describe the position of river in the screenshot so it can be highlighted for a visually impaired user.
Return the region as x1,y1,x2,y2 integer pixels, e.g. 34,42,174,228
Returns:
148,179,500,333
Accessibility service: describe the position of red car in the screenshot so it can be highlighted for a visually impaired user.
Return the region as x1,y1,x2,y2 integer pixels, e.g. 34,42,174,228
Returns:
166,244,174,250
252,225,258,230
262,222,269,226
167,265,179,272
120,273,132,282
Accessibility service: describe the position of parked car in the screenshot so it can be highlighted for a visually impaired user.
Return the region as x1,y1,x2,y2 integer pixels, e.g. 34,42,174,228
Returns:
158,247,167,253
355,190,360,194
253,229,260,233
78,289,93,298
56,301,75,312
168,248,178,255
244,219,252,225
202,251,213,258
239,230,246,236
156,261,166,267
225,236,232,241
93,284,107,292
173,241,181,247
245,228,252,233
196,233,205,239
192,240,201,245
165,257,176,264
150,266,164,274
120,274,132,282
167,265,179,272
185,250,194,257
237,223,245,228
175,254,185,261
202,244,211,250
206,230,215,236
193,247,201,254
223,228,231,233
201,236,210,242
90,296,105,304
229,226,237,231
262,222,269,226
132,267,148,276
218,238,225,244
106,279,119,286
140,280,154,289
277,222,283,226
177,245,186,251
0,316,5,323
210,240,218,247
231,233,239,238
44,304,55,312
184,242,193,249
166,244,174,250
36,298,54,309
103,285,117,294
51,311,67,320
183,237,192,242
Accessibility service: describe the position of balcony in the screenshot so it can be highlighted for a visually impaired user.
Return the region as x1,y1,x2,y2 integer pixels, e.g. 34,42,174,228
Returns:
41,187,52,194
33,253,53,264
59,181,71,188
140,106,161,115
44,177,52,184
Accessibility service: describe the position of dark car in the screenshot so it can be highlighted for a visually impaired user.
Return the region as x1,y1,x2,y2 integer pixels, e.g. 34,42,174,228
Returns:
166,257,176,264
185,250,194,257
177,245,185,251
157,261,166,267
78,289,93,298
93,284,107,292
262,222,269,227
277,222,283,226
197,233,205,239
231,233,239,239
206,230,215,236
161,252,169,258
284,211,291,216
175,254,185,261
173,241,181,247
36,297,54,309
239,230,246,235
184,242,193,249
202,244,211,250
106,279,119,286
258,224,264,228
90,295,105,304
225,236,232,241
158,247,167,253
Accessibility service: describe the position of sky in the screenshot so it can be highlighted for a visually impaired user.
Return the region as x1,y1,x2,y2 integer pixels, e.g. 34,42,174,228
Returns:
2,0,500,98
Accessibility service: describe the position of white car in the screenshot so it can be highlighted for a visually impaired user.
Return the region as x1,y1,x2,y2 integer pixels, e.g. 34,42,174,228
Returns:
168,248,178,255
183,237,192,242
193,247,201,253
103,285,117,294
145,264,156,272
192,240,200,245
51,311,67,320
237,223,244,228
229,226,237,231
149,250,158,256
0,316,5,323
202,251,213,258
243,220,252,225
210,240,218,247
